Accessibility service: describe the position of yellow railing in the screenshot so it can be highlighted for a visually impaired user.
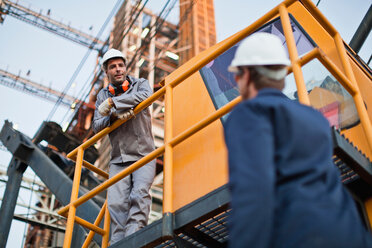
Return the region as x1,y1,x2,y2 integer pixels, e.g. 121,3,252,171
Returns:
58,0,372,247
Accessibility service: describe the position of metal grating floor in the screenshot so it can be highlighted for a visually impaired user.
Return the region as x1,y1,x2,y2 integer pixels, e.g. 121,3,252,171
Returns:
333,155,360,184
155,234,206,248
155,210,230,248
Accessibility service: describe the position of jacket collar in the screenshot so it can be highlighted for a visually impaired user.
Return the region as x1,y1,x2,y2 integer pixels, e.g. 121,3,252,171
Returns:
105,75,138,97
256,88,287,98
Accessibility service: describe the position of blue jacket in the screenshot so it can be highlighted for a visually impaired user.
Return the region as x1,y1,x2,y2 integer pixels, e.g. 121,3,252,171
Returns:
224,88,372,248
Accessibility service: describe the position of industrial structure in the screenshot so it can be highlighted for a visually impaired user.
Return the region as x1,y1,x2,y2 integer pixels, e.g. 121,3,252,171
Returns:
0,0,217,247
0,0,371,247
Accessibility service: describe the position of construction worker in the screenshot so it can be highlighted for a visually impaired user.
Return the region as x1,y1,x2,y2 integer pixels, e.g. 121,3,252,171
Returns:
224,33,372,248
92,48,155,244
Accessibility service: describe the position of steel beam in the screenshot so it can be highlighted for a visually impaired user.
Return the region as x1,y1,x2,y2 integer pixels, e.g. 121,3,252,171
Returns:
0,120,102,244
0,158,27,248
13,214,66,233
349,4,372,54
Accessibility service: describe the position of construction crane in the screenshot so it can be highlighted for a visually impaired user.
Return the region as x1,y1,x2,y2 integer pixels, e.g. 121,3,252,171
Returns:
4,0,371,247
0,67,78,107
52,0,372,247
0,0,107,51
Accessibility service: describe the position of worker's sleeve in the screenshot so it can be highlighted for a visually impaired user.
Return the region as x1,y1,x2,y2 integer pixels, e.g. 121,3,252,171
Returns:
92,91,111,134
112,78,152,111
224,104,275,248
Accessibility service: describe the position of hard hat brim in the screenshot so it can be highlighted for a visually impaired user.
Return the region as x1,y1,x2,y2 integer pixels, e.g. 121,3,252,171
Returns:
101,56,126,70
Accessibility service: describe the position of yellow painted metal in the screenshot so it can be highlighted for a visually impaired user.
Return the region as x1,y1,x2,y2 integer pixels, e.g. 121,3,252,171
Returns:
365,198,372,227
58,146,166,216
74,216,105,235
82,202,107,248
300,34,372,155
333,33,372,152
286,0,372,159
66,86,167,159
102,204,110,248
300,0,337,36
279,4,310,105
59,92,242,217
59,1,372,246
62,147,84,248
162,0,299,94
171,75,238,209
287,48,320,75
310,51,372,155
315,49,357,95
70,156,109,179
298,48,320,69
58,90,242,215
171,96,241,149
164,85,174,213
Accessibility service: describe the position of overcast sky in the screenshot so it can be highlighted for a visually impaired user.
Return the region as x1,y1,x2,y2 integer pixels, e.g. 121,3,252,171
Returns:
0,0,371,247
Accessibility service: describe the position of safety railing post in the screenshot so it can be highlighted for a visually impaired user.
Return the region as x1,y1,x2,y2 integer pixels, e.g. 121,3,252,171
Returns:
102,204,110,248
365,198,372,228
299,0,372,152
279,4,310,105
82,201,108,248
163,84,174,238
333,33,372,152
57,2,372,247
63,147,84,248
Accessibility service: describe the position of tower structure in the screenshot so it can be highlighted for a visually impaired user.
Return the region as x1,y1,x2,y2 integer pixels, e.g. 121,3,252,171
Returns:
178,0,216,65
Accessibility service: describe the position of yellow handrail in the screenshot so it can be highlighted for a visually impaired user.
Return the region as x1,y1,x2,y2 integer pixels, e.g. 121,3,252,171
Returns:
279,3,310,105
82,201,107,248
163,85,174,214
59,0,372,247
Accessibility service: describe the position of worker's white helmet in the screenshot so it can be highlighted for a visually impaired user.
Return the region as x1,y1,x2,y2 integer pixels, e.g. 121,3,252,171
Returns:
228,32,290,80
101,49,126,70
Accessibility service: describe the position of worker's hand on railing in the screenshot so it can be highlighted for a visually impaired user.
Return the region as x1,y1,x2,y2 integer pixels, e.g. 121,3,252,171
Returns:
117,109,135,120
98,98,114,116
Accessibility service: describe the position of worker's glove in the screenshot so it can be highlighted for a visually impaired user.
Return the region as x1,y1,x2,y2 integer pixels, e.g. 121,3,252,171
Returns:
98,98,113,116
117,109,135,121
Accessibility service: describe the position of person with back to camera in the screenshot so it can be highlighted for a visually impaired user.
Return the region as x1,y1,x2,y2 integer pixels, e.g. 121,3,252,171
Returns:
224,32,372,248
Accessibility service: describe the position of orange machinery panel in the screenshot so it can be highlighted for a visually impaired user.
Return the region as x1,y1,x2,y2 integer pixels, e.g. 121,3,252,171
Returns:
287,2,372,158
166,71,228,211
163,0,372,212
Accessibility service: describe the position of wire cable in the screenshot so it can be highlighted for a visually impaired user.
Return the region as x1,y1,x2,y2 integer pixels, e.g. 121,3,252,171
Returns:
147,0,198,76
126,0,178,70
46,0,124,121
113,0,150,49
60,0,150,126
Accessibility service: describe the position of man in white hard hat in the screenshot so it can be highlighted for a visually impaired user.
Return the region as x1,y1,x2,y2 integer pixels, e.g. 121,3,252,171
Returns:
224,32,372,248
92,48,155,244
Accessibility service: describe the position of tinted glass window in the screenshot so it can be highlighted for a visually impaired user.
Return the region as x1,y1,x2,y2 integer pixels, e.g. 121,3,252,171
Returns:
200,16,315,121
200,16,359,129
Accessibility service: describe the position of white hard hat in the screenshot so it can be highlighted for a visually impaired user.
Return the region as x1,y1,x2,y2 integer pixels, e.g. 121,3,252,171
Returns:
228,32,290,77
101,48,126,69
